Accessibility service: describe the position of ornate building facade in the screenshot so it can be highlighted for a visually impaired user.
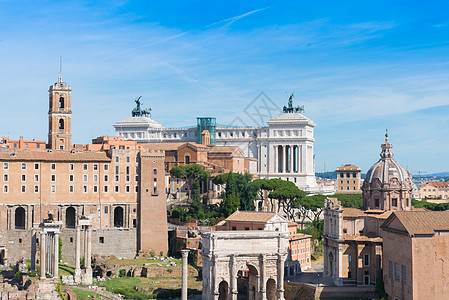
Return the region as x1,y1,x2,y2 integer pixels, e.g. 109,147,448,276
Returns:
323,134,413,286
114,97,333,194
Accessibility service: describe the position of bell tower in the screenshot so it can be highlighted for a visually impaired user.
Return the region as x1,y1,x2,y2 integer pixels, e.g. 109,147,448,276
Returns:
48,71,72,150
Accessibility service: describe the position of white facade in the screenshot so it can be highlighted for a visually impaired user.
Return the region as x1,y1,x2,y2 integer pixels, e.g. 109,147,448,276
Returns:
114,112,332,194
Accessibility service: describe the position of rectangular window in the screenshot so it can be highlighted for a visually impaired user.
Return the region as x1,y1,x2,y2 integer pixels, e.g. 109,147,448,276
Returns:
69,175,74,182
232,227,236,231
3,162,8,170
93,185,98,193
34,185,39,193
93,174,98,182
104,206,108,213
126,175,130,182
3,185,8,193
34,163,39,170
69,185,74,193
392,198,398,207
135,175,139,182
126,166,129,174
135,185,139,193
51,174,56,182
126,185,130,193
153,186,157,195
104,164,109,171
83,185,87,193
22,174,26,182
395,262,400,282
115,157,119,163
115,185,119,193
104,185,108,193
363,254,370,267
51,163,56,170
34,174,39,182
126,156,130,163
83,174,88,182
69,163,74,170
401,265,406,285
99,237,104,243
115,175,119,182
115,166,119,174
4,174,8,182
83,164,88,171
348,255,351,263
133,219,137,228
389,261,393,279
104,175,109,182
21,185,26,193
93,164,98,170
21,163,26,170
51,185,56,193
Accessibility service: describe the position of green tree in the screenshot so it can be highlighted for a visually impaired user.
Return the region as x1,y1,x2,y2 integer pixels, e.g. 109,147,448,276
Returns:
328,194,363,208
170,164,210,200
268,181,306,220
213,172,259,211
219,192,240,217
298,194,327,224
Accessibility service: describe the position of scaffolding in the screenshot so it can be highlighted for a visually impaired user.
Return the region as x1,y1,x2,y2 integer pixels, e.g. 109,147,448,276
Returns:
196,117,216,145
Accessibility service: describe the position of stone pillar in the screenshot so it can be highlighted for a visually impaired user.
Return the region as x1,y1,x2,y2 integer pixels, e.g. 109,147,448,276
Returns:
53,232,59,278
86,226,92,270
74,225,81,280
289,145,294,174
260,254,267,300
273,145,277,173
230,255,238,300
40,231,46,279
277,254,285,300
181,249,189,300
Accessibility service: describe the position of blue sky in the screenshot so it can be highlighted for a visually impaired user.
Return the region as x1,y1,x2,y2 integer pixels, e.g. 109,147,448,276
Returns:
0,0,448,173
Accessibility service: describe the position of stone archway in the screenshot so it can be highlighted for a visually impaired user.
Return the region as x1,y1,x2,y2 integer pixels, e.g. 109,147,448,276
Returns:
219,280,229,300
202,231,288,300
15,207,26,229
266,278,276,300
114,206,124,227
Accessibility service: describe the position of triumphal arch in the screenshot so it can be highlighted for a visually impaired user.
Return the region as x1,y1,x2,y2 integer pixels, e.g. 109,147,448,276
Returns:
202,231,288,300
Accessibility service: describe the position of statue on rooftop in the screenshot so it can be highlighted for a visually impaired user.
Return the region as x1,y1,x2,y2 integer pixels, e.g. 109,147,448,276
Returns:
283,92,305,114
132,96,152,117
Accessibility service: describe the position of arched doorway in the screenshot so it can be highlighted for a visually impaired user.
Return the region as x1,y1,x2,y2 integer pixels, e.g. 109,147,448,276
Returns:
59,97,64,109
15,207,25,229
66,207,76,228
237,264,259,300
266,278,276,300
114,207,124,227
218,280,229,300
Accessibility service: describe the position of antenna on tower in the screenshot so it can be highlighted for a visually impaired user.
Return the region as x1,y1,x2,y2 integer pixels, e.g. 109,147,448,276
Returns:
58,56,63,82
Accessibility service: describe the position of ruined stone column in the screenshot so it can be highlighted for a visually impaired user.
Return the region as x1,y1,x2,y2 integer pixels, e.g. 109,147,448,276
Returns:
230,254,238,300
75,226,81,271
181,249,189,300
53,232,59,278
86,226,92,270
40,231,46,279
277,253,285,300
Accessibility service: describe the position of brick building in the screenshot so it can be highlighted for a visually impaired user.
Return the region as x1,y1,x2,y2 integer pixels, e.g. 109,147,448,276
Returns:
418,181,449,201
0,75,168,266
336,164,362,194
381,211,449,299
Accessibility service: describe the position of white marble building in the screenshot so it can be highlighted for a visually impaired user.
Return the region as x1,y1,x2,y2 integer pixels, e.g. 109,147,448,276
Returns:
114,104,333,194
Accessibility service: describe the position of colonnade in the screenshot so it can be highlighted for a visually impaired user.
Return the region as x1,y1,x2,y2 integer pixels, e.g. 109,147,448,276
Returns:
40,222,61,279
274,145,302,174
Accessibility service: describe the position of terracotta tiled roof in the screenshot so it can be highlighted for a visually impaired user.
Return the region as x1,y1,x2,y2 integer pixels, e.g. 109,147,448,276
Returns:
342,208,365,218
139,143,186,151
0,150,110,162
225,211,277,223
337,164,361,171
290,233,311,240
426,181,449,188
342,234,383,242
208,146,241,154
384,211,449,235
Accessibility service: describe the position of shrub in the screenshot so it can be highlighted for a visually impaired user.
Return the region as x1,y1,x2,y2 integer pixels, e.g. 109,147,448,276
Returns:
14,271,22,279
119,269,126,277
149,249,156,257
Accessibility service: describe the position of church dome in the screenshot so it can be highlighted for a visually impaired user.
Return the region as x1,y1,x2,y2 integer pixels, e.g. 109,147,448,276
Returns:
364,133,410,184
362,133,413,211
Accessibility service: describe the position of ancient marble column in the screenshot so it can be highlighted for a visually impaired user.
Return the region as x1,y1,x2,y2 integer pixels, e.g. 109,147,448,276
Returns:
40,231,46,279
86,226,92,270
53,232,59,278
181,249,189,300
75,226,81,271
277,253,285,300
230,254,238,300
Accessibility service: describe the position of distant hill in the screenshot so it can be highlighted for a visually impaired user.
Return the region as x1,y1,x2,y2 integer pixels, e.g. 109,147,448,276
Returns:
413,172,449,177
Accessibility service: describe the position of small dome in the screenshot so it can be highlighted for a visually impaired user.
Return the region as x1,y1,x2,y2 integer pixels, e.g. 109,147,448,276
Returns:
365,133,410,184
